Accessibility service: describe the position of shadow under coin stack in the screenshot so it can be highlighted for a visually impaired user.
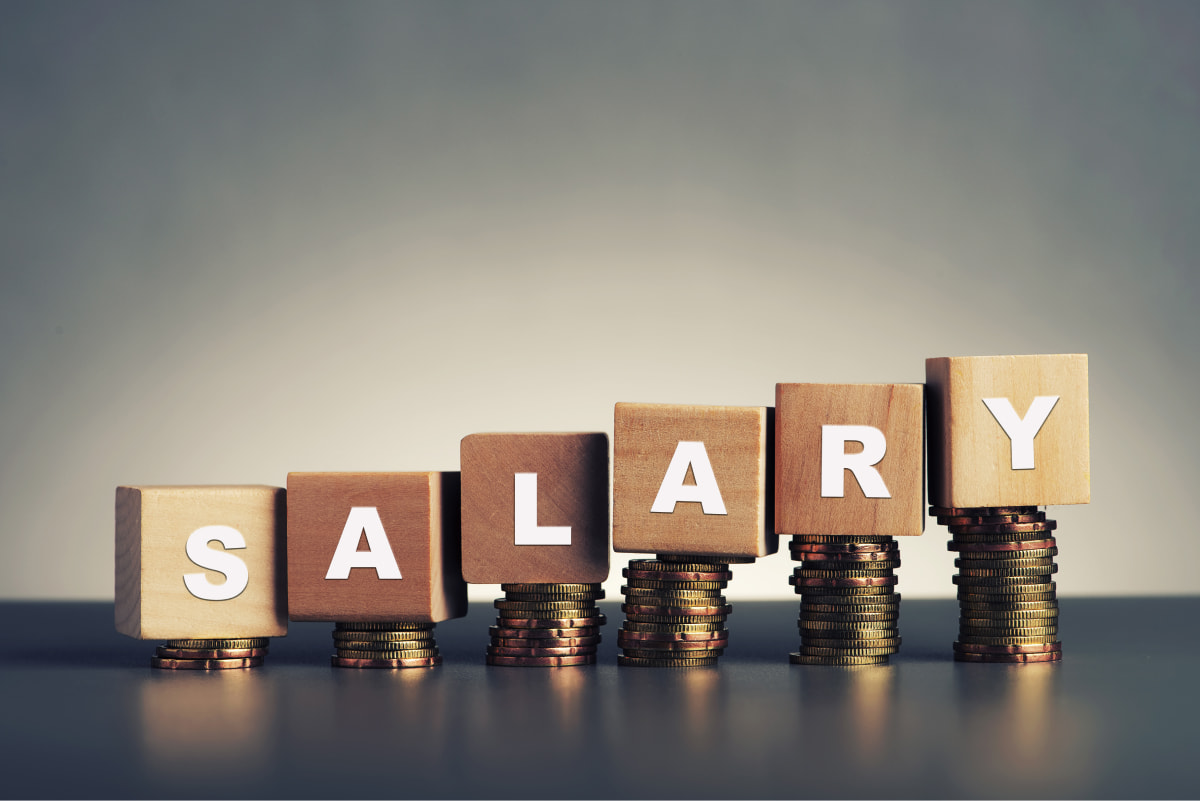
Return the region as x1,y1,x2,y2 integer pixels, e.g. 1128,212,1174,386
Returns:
789,536,901,666
151,637,270,670
487,583,605,666
331,622,441,668
617,555,747,667
937,506,1061,663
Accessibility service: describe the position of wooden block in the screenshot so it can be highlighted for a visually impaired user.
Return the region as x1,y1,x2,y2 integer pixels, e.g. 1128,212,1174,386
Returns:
286,472,467,623
775,383,925,537
613,402,777,558
926,354,1090,507
460,432,610,584
114,485,287,640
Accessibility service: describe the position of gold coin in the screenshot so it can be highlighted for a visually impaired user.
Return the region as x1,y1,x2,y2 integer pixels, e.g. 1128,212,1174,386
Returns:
163,638,269,650
957,633,1058,646
335,621,434,632
332,656,441,668
628,559,731,573
500,583,602,595
621,576,727,591
621,620,726,634
151,656,263,670
789,653,890,666
332,630,436,643
502,591,605,603
617,654,720,667
957,564,1058,578
335,648,440,660
800,643,899,657
621,586,725,600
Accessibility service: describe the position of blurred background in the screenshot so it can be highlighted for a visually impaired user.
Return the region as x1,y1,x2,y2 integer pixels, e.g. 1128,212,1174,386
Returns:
2,0,1196,602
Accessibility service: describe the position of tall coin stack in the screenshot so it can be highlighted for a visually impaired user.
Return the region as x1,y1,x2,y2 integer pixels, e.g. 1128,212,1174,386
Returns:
151,637,270,669
617,554,745,667
487,583,606,667
935,506,1061,663
331,622,442,668
788,536,901,666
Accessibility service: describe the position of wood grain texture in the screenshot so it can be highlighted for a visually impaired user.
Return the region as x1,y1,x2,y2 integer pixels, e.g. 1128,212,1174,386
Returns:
613,403,777,558
926,354,1090,507
461,432,609,584
286,472,468,623
113,485,288,640
775,383,924,537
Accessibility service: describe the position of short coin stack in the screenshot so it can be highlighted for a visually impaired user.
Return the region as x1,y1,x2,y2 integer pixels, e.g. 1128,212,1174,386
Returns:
936,505,1061,663
788,536,901,666
617,554,743,667
331,622,442,668
487,583,605,667
151,637,269,669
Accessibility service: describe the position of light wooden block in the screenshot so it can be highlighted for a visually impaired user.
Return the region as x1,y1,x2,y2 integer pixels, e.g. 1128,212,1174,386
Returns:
114,485,287,640
286,472,468,623
926,354,1090,507
613,402,777,558
775,383,924,537
461,432,610,584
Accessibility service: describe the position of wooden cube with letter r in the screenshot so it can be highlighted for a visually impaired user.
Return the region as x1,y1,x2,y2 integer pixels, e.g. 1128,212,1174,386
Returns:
926,354,1090,508
114,485,288,640
613,402,777,558
286,472,468,623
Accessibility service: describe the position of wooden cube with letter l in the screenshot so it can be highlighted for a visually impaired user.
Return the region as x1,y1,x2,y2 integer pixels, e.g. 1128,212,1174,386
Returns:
775,383,924,537
285,472,468,623
925,354,1090,508
612,402,777,558
460,432,609,584
114,485,288,640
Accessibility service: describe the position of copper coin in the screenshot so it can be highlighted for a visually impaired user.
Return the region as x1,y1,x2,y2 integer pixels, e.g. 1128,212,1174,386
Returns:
492,636,601,648
937,512,1046,525
618,628,728,642
501,583,602,595
794,576,898,588
617,655,719,667
494,615,606,628
155,646,269,659
617,634,729,651
151,656,264,670
487,645,597,657
622,620,727,634
930,505,1037,517
796,553,902,568
623,568,733,583
953,641,1062,654
164,638,269,650
629,558,731,573
621,603,733,617
949,538,1057,552
791,540,898,554
947,520,1057,535
489,626,600,639
332,656,441,668
954,650,1062,663
789,652,890,666
486,654,596,667
335,621,434,631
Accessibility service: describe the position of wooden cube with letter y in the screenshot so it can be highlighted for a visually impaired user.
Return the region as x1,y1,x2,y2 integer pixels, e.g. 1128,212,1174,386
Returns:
286,472,468,623
926,354,1090,508
775,383,924,537
612,402,777,558
114,485,288,641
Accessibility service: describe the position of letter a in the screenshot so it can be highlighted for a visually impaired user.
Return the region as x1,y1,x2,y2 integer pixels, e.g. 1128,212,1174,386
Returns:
183,525,250,601
651,441,727,515
514,473,572,545
983,396,1060,470
821,425,891,498
325,506,403,580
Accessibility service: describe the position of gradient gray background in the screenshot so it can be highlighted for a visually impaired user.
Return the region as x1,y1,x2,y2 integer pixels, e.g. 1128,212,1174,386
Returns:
2,1,1196,601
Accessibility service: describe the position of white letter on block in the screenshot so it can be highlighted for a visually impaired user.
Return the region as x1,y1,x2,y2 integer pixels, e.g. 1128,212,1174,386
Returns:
983,396,1060,470
183,525,249,601
821,425,891,498
325,507,402,580
514,472,572,546
651,441,727,515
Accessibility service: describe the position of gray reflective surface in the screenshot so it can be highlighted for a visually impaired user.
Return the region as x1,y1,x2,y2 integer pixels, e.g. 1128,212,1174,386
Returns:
1,599,1195,798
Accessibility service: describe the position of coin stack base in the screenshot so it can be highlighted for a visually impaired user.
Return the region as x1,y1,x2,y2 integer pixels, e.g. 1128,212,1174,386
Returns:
331,622,441,668
487,583,605,666
935,505,1062,664
617,553,747,667
788,535,901,666
151,637,270,670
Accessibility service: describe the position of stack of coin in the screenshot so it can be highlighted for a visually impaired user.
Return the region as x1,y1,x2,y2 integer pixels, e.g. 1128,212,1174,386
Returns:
151,638,269,670
617,554,745,667
789,536,901,666
935,505,1061,663
331,622,441,668
487,583,606,667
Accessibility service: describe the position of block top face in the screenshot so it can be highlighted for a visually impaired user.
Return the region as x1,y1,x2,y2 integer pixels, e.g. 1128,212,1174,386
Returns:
286,472,467,623
926,354,1090,508
461,432,610,584
612,402,777,558
775,383,924,537
114,485,288,641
